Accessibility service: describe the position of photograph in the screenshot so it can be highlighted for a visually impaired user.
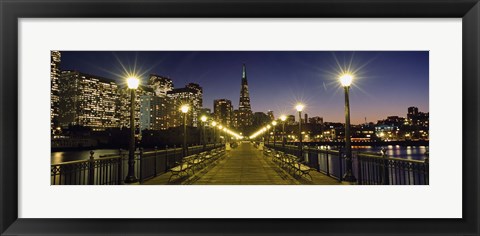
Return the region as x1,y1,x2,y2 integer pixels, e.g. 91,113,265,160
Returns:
50,51,429,185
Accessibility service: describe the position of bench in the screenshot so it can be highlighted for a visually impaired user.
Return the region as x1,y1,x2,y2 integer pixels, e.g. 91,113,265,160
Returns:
168,147,226,182
270,151,315,181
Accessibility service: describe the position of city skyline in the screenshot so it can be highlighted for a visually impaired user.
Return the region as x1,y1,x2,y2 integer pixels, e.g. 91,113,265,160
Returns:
59,51,429,124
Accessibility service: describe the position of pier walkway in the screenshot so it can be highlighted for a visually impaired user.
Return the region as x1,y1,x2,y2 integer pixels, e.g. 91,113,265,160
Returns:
144,142,342,185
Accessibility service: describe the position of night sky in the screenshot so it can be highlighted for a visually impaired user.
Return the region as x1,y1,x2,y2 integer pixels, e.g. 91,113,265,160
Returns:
59,51,429,124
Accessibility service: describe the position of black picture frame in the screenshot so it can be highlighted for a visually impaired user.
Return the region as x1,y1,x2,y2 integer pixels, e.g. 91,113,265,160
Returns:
1,0,479,235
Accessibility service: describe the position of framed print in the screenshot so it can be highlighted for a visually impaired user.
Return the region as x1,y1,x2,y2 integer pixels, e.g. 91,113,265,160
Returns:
1,0,479,235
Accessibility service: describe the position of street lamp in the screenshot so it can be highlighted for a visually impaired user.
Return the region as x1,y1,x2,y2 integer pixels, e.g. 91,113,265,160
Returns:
211,121,217,148
295,103,304,159
223,127,227,144
181,104,189,157
201,115,207,150
339,73,356,182
125,76,139,183
280,115,286,147
218,125,223,144
272,120,277,148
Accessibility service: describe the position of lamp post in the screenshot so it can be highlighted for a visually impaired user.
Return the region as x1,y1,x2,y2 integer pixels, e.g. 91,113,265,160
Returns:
266,125,271,145
211,121,217,148
280,115,286,148
201,115,207,150
125,76,139,183
296,103,304,159
272,121,277,148
218,125,223,144
181,104,189,157
262,127,267,143
339,74,356,182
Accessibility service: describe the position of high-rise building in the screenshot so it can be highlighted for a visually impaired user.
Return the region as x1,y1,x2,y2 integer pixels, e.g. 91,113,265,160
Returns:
140,95,172,131
304,113,308,124
148,74,173,97
58,71,120,130
407,107,419,120
167,83,203,127
50,51,61,131
232,110,240,128
118,85,155,130
214,99,233,127
237,64,253,131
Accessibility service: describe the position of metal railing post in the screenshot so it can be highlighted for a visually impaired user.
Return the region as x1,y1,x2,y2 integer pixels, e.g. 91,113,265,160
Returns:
326,149,330,176
88,150,95,185
165,145,169,170
382,150,390,185
139,147,144,184
117,149,123,184
154,146,158,177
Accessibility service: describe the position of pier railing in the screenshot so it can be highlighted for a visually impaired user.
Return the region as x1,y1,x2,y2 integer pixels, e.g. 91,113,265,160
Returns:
265,144,429,185
51,143,222,185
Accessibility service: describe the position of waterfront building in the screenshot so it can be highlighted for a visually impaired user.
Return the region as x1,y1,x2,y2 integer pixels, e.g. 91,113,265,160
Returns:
140,95,172,131
50,51,61,131
214,99,233,127
118,85,155,130
167,83,203,127
148,74,173,97
237,64,253,132
58,71,120,130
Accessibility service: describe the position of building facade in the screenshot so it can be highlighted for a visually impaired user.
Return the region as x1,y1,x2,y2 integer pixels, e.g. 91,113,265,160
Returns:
148,74,173,97
237,64,253,132
140,95,172,131
50,51,61,131
58,71,120,130
214,99,233,127
167,83,203,127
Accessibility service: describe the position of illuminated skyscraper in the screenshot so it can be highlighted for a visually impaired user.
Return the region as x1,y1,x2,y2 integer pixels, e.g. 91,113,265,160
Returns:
214,99,233,127
58,71,121,130
148,74,173,97
167,83,203,127
237,64,253,131
140,95,172,131
50,51,61,131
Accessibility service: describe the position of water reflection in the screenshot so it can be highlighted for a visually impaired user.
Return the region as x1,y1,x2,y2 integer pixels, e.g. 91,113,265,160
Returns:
51,149,123,164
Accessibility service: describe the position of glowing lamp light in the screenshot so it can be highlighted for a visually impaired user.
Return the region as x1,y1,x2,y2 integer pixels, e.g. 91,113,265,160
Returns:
211,121,217,127
272,121,277,126
280,115,286,121
339,73,353,87
201,115,207,122
180,104,190,113
267,125,271,129
218,125,223,129
126,77,140,89
295,103,304,112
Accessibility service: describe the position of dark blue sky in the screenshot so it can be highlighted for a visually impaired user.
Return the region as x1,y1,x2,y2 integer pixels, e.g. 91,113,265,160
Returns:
59,51,429,124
